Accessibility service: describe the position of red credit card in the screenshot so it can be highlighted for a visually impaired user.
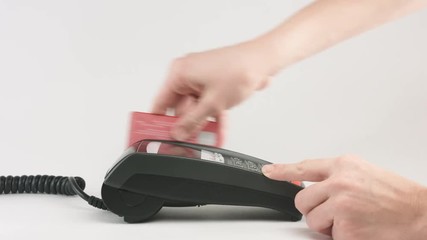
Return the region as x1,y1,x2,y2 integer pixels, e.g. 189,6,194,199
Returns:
128,112,222,147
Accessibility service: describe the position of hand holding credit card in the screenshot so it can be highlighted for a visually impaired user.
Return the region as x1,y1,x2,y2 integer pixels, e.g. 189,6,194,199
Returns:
128,112,223,147
128,112,302,188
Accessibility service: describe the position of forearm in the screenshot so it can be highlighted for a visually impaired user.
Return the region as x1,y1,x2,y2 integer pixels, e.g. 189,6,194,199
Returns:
416,186,427,238
254,0,427,75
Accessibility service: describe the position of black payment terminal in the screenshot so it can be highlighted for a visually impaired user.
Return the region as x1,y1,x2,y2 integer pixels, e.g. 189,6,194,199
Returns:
101,140,304,223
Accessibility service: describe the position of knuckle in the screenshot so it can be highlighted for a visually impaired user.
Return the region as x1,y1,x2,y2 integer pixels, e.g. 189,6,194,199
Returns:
170,57,191,78
295,160,309,176
334,154,359,167
334,154,367,174
329,177,352,191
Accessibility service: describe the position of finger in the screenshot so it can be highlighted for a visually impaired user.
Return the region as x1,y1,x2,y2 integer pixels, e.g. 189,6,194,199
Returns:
151,84,183,114
175,96,196,116
175,97,227,146
216,111,227,147
171,93,221,141
262,158,334,182
294,181,330,215
151,61,196,114
305,199,334,236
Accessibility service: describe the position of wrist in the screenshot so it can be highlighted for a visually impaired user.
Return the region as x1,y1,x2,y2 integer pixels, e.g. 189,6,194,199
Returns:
251,27,306,77
240,36,286,78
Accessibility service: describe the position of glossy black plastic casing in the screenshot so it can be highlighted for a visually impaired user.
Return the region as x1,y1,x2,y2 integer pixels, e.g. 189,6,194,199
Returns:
101,140,303,223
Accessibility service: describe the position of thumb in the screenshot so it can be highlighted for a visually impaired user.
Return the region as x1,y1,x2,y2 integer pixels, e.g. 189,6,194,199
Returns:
262,159,333,182
171,93,221,141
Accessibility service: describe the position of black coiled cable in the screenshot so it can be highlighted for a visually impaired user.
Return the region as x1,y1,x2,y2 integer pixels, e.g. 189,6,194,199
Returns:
0,175,84,195
0,175,107,210
68,176,107,210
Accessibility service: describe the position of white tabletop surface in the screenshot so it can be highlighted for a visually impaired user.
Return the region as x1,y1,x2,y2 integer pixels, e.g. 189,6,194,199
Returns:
0,195,330,240
1,1,426,239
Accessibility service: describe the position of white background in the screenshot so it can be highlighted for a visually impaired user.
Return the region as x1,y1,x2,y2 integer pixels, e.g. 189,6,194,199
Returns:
0,1,426,239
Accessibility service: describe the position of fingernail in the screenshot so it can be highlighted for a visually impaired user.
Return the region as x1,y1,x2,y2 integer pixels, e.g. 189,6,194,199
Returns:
262,164,274,175
172,127,190,141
